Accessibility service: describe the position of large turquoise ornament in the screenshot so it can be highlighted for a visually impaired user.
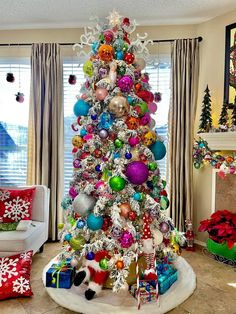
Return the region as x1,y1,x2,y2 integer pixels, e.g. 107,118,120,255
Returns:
87,213,104,231
150,140,166,160
109,176,126,191
73,99,90,117
98,112,114,129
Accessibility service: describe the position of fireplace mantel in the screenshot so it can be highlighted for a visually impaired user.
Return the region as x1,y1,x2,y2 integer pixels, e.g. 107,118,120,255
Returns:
198,132,236,151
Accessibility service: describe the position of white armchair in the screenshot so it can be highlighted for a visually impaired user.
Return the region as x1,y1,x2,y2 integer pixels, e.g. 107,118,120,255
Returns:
0,185,50,257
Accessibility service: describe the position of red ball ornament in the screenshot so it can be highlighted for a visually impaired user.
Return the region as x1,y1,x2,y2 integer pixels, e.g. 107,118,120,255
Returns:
109,132,117,141
160,190,168,197
128,211,137,221
102,216,112,231
136,90,154,103
124,52,135,64
80,152,89,159
93,148,102,158
139,154,147,162
122,17,130,26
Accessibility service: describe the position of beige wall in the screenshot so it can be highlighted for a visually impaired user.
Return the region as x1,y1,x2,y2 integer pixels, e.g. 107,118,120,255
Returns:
194,9,236,243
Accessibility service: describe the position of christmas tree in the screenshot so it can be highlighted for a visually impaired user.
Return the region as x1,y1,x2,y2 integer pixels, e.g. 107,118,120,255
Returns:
218,102,229,130
231,96,236,127
198,85,212,132
59,11,183,301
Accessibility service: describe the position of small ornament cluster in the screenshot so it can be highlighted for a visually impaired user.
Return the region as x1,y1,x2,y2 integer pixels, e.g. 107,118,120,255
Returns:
6,72,24,103
193,138,236,177
59,12,183,299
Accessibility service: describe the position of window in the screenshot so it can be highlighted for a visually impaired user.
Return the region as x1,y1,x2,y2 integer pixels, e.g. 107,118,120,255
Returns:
0,59,31,186
63,58,171,192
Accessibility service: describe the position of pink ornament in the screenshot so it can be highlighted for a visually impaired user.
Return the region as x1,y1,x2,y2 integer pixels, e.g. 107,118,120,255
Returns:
73,159,81,168
86,124,94,133
119,231,134,248
81,93,87,100
128,136,140,146
69,186,78,199
118,75,133,93
148,102,158,114
125,161,149,185
83,134,93,141
95,88,108,101
95,180,105,189
140,112,151,126
229,166,236,174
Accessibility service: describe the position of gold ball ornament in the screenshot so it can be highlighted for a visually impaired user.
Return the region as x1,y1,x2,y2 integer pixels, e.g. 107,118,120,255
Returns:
72,135,84,148
108,96,130,117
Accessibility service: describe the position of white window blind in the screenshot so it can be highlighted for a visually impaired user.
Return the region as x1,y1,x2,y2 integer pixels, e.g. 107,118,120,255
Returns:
63,58,171,192
0,59,31,186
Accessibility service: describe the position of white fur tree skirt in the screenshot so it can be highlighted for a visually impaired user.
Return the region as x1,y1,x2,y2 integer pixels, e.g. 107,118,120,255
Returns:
42,256,196,314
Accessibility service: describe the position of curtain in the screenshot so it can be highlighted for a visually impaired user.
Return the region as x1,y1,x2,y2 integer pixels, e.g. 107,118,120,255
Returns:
27,43,64,240
169,39,199,231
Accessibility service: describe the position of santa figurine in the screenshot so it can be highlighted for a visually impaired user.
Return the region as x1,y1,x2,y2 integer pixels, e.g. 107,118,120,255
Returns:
141,213,157,280
74,250,110,300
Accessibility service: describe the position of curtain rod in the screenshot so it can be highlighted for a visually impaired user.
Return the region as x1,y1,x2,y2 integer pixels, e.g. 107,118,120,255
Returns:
0,36,203,47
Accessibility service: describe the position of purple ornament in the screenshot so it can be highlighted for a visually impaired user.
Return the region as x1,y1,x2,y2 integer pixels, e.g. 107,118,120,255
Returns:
140,113,151,126
118,230,134,248
69,186,78,199
118,75,133,93
111,226,122,239
99,129,109,139
125,161,149,185
99,67,108,78
73,159,81,168
159,222,169,233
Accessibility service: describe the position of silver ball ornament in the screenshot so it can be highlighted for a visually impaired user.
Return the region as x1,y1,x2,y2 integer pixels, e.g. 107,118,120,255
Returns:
99,129,109,139
73,193,96,217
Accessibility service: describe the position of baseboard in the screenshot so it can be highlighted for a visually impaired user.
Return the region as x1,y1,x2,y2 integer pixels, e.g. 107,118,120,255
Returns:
194,239,206,247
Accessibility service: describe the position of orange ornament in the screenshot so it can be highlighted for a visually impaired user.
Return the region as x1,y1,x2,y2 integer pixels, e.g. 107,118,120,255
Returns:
119,202,132,218
116,260,124,270
126,116,139,130
135,83,142,92
98,44,114,62
226,156,234,164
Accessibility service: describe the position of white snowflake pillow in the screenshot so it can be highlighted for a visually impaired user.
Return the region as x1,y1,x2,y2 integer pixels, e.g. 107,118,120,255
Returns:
0,188,36,223
0,250,33,300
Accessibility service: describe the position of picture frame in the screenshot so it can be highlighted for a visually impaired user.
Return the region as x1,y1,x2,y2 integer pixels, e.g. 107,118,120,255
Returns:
224,22,236,108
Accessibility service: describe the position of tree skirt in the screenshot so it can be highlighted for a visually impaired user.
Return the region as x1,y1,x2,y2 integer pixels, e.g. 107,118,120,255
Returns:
42,256,196,314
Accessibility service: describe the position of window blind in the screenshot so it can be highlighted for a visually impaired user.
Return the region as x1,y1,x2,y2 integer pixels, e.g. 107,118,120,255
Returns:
0,60,30,186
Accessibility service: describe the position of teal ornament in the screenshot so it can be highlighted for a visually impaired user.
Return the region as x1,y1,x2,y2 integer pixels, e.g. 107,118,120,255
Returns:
116,51,124,60
61,197,72,210
127,96,133,104
98,112,114,129
87,213,104,231
80,128,87,137
133,192,141,201
73,99,90,117
64,234,72,242
199,142,205,148
113,38,124,51
114,152,120,159
92,41,99,53
150,140,166,160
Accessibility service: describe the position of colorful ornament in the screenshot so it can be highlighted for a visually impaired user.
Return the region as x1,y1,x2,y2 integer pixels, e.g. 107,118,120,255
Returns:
73,99,90,116
77,219,86,229
87,213,104,231
142,131,157,147
83,60,94,77
119,202,131,218
159,222,170,233
124,52,135,64
125,161,149,185
99,112,114,129
73,159,81,168
109,176,126,191
108,96,130,117
125,152,132,159
61,197,72,210
118,75,133,93
98,44,114,61
136,90,154,103
99,258,109,270
148,162,158,171
73,193,96,216
69,186,78,199
98,129,109,139
68,74,76,85
70,235,86,250
150,140,166,160
119,230,134,248
86,252,95,260
64,234,72,242
126,116,139,130
128,211,137,221
160,196,169,210
72,135,84,148
103,30,114,43
117,65,126,76
128,136,140,146
95,88,108,101
114,138,123,148
116,260,124,269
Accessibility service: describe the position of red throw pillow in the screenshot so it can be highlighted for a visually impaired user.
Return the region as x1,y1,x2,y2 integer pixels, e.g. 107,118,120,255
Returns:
0,188,35,223
0,251,33,300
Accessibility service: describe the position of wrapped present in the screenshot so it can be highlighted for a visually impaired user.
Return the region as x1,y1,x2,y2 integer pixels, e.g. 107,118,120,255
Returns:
157,262,178,294
46,260,75,289
130,279,158,304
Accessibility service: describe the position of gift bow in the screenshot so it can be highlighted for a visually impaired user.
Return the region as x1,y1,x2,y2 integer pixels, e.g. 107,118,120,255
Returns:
51,262,72,288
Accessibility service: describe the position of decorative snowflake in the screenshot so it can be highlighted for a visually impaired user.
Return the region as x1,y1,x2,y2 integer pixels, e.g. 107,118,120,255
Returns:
13,276,30,294
0,257,19,287
3,196,30,221
107,10,122,27
20,252,32,261
0,190,10,201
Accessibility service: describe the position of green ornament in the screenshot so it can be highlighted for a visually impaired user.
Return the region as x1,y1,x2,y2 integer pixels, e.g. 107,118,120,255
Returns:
117,65,126,76
140,193,146,201
123,43,129,52
109,176,126,191
83,60,94,77
194,162,201,169
99,258,109,270
137,101,148,115
58,223,64,229
148,162,158,171
69,235,86,251
114,139,123,148
162,180,167,188
160,196,170,210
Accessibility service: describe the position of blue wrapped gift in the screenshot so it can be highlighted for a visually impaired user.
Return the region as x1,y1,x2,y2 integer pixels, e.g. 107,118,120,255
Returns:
156,263,178,294
46,261,75,289
130,279,158,304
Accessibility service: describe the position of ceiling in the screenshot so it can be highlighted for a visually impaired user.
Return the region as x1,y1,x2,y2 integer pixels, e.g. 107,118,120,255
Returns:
1,0,236,30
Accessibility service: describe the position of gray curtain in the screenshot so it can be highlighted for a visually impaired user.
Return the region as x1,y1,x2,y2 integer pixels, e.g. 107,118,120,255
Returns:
169,39,199,231
27,43,64,240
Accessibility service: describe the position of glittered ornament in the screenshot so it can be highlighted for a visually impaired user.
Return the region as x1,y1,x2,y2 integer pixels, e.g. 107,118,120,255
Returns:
70,235,86,250
109,176,126,191
140,113,151,126
69,186,78,199
159,222,169,233
83,60,94,77
99,258,109,270
118,75,133,93
126,116,139,130
150,140,166,160
99,112,114,129
103,30,114,43
87,213,104,231
128,211,137,221
116,260,124,269
68,74,77,85
135,101,148,116
61,197,72,210
108,96,130,117
128,136,140,147
124,52,135,64
111,226,122,238
119,230,134,248
73,99,90,117
95,88,108,101
102,215,112,231
126,161,149,185
98,44,114,61
160,196,169,210
114,138,123,148
6,72,15,83
73,193,96,216
77,219,86,229
119,202,131,218
86,252,95,260
73,159,81,168
142,131,157,147
93,148,103,158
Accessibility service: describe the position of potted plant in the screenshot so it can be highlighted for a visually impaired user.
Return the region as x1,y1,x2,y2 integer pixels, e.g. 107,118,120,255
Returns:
198,210,236,260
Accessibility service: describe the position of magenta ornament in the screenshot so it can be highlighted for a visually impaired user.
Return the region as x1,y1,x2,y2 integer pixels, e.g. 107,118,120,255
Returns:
128,136,140,147
125,161,149,185
140,112,151,126
73,159,81,168
148,102,158,114
118,75,133,93
118,230,134,248
69,186,78,199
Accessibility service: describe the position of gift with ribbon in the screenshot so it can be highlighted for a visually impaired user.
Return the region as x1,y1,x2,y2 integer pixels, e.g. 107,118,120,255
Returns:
46,260,75,289
156,262,178,294
130,279,158,304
